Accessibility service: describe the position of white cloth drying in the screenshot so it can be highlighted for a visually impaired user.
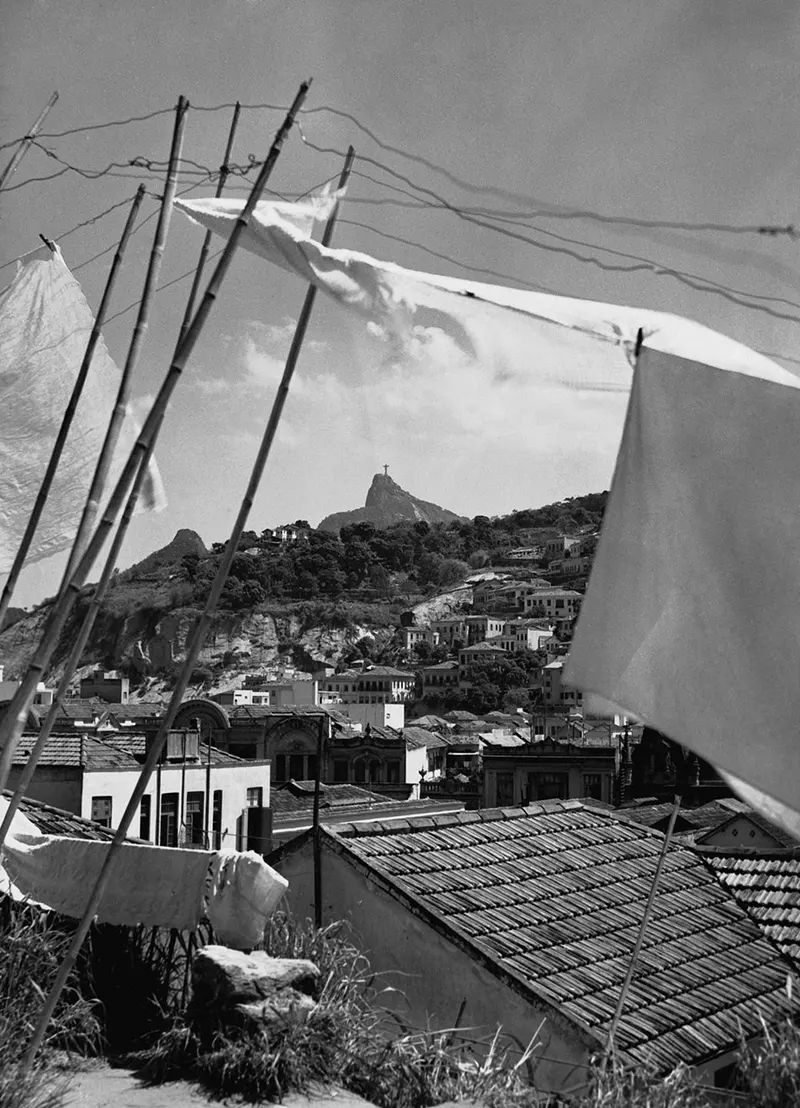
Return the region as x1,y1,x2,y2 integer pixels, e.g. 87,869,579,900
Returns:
0,244,165,573
565,345,800,820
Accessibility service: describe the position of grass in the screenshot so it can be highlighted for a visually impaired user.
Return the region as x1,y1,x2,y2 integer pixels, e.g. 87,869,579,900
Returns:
127,912,800,1108
0,900,101,1108
3,900,798,1108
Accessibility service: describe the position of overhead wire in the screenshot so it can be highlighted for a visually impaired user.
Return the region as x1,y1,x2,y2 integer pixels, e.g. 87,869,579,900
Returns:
296,131,800,326
349,169,800,313
3,98,795,235
3,98,799,362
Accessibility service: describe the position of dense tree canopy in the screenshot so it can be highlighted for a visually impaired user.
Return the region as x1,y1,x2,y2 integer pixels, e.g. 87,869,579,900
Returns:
182,493,607,608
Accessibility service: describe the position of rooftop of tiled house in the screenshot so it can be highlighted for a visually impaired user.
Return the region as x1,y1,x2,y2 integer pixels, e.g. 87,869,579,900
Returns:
317,800,795,1073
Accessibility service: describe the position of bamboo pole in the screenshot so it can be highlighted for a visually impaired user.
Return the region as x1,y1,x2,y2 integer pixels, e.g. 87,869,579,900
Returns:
0,97,190,795
0,452,148,848
0,91,59,191
0,98,244,845
0,184,146,631
0,82,310,785
599,795,682,1075
178,101,241,343
61,97,190,585
20,82,312,1066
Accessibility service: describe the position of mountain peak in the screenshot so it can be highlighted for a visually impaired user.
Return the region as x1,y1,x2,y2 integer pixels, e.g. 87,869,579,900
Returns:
318,473,465,533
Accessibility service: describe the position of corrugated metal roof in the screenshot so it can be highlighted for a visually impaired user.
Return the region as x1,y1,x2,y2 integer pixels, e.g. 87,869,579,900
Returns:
700,848,800,968
326,802,794,1072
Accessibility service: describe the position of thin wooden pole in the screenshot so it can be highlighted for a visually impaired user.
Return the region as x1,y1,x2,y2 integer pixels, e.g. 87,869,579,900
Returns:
0,452,147,849
599,794,682,1075
1,102,237,843
178,101,241,343
0,97,190,795
313,712,325,928
20,82,312,1066
0,92,59,190
0,184,145,631
61,97,189,585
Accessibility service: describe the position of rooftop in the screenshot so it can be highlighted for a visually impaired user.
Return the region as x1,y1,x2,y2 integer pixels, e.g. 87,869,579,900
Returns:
320,801,794,1072
700,847,800,969
4,790,117,840
271,780,397,815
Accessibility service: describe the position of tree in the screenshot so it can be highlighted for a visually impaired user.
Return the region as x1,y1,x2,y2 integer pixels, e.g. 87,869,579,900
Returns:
438,558,470,588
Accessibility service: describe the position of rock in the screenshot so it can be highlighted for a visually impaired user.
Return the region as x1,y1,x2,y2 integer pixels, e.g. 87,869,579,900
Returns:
233,991,317,1031
188,946,320,1036
191,946,320,1007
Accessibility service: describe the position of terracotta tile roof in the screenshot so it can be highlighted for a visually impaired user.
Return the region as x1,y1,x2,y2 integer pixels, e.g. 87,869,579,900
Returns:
700,848,800,968
402,726,448,750
324,802,794,1072
5,790,117,840
271,781,399,815
696,810,799,849
12,733,139,769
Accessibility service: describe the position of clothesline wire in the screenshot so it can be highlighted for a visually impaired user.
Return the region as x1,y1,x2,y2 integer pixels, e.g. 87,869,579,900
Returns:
347,166,800,314
2,98,795,236
295,134,800,326
4,106,800,359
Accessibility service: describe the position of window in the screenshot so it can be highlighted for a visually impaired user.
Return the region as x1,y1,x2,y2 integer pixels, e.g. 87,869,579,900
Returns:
333,759,349,783
289,753,305,780
386,760,401,785
92,796,112,828
160,793,179,847
354,759,366,784
495,772,514,806
246,787,263,808
139,795,151,841
212,790,223,849
582,774,603,801
185,791,205,846
528,772,568,801
274,754,286,782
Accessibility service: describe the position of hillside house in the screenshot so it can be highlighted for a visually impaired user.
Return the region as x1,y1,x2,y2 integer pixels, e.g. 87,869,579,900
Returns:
464,614,506,644
457,641,508,688
495,619,554,653
78,668,130,703
320,666,416,705
429,616,468,648
271,801,795,1091
523,588,581,621
400,625,438,652
420,660,459,698
544,535,581,562
543,659,583,710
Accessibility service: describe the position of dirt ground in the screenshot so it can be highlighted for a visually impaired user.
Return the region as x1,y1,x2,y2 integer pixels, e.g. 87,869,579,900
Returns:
62,1061,377,1108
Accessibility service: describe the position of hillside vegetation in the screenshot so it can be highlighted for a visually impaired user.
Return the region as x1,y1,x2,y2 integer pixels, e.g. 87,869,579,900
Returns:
0,493,606,684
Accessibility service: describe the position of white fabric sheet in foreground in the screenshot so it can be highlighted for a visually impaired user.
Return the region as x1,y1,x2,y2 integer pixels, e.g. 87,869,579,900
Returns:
175,196,799,393
565,346,800,816
0,245,166,573
0,797,288,944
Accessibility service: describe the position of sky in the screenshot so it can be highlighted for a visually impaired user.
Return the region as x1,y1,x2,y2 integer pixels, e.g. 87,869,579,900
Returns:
2,0,800,607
